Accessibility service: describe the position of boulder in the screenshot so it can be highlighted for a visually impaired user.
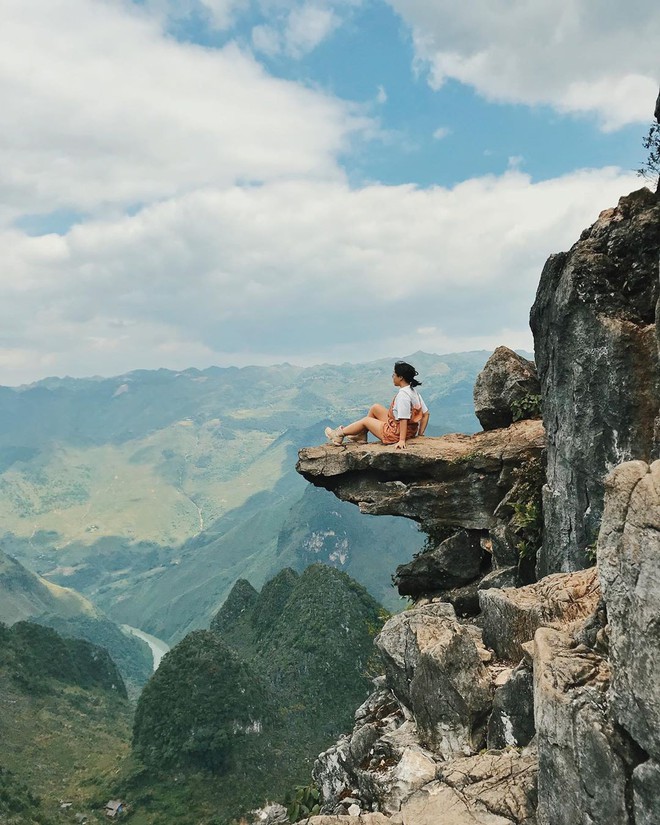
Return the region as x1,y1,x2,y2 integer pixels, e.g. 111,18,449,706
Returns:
394,530,485,596
297,420,545,536
313,685,405,809
479,566,600,662
304,817,390,825
530,187,660,575
478,566,520,592
533,628,636,825
357,740,437,816
487,664,535,750
374,603,492,757
473,346,540,431
394,748,537,825
598,459,660,760
633,760,660,825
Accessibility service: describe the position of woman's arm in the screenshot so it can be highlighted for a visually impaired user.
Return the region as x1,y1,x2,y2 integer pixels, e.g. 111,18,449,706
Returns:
417,411,430,437
396,418,408,449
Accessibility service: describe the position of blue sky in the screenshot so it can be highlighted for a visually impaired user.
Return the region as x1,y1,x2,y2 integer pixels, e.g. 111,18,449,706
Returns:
0,0,657,383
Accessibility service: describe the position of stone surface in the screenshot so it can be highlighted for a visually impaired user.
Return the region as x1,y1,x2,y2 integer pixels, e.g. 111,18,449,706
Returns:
530,187,660,575
633,759,660,825
473,346,540,431
397,748,537,825
357,742,437,816
394,530,485,596
598,459,660,760
479,567,600,662
487,664,535,750
297,420,545,535
478,566,520,591
374,603,492,757
304,816,390,825
533,627,636,825
313,686,405,809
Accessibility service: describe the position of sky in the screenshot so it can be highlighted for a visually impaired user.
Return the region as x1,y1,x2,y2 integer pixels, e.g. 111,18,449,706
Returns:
1,0,658,385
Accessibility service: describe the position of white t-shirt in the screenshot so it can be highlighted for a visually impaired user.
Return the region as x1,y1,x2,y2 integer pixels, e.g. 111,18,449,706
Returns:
392,386,428,420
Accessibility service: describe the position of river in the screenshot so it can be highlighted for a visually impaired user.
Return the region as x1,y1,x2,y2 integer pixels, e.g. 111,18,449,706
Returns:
122,625,171,672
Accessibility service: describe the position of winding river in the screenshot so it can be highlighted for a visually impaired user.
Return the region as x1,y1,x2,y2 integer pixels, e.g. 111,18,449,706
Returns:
122,625,170,672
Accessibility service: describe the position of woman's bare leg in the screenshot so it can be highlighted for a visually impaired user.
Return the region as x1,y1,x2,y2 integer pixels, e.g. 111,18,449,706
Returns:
368,404,388,420
341,416,385,441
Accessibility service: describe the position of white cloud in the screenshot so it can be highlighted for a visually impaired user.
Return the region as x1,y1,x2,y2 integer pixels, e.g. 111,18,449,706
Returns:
285,4,340,57
432,126,450,140
387,0,660,128
251,3,341,58
0,167,642,383
376,85,388,104
0,0,368,222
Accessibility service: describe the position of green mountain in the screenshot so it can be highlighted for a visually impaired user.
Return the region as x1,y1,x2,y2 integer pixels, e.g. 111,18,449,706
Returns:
0,351,490,643
0,549,152,695
0,621,132,824
128,564,387,823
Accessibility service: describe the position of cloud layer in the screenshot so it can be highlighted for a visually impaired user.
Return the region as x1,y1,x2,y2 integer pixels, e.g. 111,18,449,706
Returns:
0,0,653,383
2,167,640,382
388,0,659,128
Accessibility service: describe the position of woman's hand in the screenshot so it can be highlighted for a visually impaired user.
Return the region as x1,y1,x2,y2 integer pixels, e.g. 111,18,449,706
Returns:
396,440,406,450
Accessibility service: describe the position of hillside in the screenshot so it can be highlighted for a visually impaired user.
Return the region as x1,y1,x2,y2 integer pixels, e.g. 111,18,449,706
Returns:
0,622,132,824
0,549,152,695
0,351,491,642
128,564,387,823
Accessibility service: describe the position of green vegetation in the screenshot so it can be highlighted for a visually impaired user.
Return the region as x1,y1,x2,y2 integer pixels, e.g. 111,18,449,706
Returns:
0,622,132,824
286,784,322,821
638,121,660,189
507,458,545,577
510,393,542,422
133,631,274,772
0,621,126,697
128,564,388,823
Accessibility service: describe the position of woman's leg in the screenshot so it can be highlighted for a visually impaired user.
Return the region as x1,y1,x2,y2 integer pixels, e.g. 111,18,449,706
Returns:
341,416,385,441
368,404,388,420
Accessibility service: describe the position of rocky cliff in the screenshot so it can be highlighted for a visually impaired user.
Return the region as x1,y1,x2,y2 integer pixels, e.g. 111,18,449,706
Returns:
530,187,660,576
293,183,660,825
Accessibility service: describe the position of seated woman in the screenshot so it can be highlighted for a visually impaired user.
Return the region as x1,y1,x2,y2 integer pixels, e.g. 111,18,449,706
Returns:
325,361,429,450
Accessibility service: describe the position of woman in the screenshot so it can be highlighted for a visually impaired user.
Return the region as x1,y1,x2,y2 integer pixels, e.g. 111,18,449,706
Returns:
325,361,429,450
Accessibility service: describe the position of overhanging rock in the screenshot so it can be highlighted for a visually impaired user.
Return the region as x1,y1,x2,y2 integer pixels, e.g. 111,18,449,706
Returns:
296,419,545,536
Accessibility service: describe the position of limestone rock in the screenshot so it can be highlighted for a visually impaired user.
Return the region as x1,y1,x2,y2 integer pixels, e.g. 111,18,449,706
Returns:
478,566,519,592
394,530,485,597
479,567,600,661
297,420,545,535
357,741,437,816
533,627,636,825
487,664,535,750
304,816,390,825
313,686,404,808
598,459,660,760
473,346,540,431
374,603,492,757
530,187,660,575
251,804,289,825
633,760,660,825
396,748,537,825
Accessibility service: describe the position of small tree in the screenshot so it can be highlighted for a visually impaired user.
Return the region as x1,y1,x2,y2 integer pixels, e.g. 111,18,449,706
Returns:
638,121,660,192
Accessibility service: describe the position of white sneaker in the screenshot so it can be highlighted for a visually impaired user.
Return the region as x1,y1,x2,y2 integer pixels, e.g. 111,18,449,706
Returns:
324,426,344,445
346,431,367,444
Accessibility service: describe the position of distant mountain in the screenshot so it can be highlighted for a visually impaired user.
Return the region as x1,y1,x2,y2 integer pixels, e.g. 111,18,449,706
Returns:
0,549,152,694
0,351,494,642
131,564,387,822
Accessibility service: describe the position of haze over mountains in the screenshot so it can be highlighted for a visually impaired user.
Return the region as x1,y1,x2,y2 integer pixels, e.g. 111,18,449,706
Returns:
0,351,492,643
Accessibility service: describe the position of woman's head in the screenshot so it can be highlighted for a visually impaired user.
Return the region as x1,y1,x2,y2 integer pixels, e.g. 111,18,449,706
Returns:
393,361,421,387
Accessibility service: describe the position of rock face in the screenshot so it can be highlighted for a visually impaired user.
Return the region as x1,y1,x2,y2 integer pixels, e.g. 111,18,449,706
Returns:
479,566,600,662
374,603,492,757
297,419,545,537
473,346,540,431
395,748,537,825
533,628,635,825
598,460,660,760
394,530,485,597
530,188,660,575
